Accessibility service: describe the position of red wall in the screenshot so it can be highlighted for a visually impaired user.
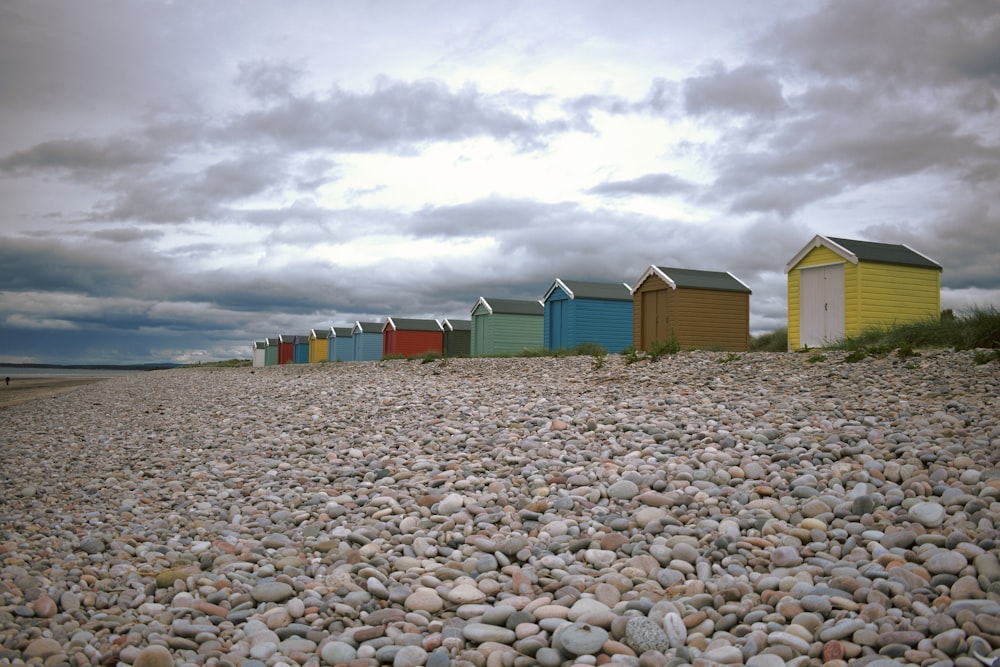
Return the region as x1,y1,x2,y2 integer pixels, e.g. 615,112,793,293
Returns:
278,342,294,364
385,330,443,357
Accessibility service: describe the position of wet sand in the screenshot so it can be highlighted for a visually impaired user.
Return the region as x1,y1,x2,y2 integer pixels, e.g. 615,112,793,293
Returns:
0,376,109,409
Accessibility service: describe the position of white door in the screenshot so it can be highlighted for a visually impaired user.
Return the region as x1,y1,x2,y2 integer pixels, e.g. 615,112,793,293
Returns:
800,264,845,347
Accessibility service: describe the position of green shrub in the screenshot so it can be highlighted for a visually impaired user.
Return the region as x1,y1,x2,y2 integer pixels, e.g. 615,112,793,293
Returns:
648,332,680,361
750,328,788,352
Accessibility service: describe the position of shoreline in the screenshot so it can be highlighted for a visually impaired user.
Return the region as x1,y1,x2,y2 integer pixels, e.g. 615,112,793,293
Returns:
0,376,109,409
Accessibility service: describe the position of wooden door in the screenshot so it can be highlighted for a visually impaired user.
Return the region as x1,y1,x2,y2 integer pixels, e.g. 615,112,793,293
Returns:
640,289,670,351
800,264,845,347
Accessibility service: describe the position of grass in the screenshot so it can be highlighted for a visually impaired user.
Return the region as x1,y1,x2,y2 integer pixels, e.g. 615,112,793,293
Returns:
750,328,788,352
826,306,1000,363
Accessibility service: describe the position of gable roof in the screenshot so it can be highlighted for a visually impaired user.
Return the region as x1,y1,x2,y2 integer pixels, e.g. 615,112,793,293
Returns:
443,318,471,332
278,334,297,343
543,278,633,302
384,317,444,333
310,328,331,339
473,297,545,316
253,341,267,349
331,327,353,338
785,235,942,272
631,266,752,294
265,337,280,346
352,321,383,335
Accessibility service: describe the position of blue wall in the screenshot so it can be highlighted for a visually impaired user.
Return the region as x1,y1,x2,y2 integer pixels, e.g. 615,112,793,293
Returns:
544,287,633,353
353,332,383,361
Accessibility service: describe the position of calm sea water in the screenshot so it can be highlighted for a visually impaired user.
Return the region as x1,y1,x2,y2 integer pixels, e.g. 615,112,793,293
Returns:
0,367,142,379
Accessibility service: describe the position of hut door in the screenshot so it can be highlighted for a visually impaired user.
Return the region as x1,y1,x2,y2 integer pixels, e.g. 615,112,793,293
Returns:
548,299,564,349
641,289,670,351
800,264,845,347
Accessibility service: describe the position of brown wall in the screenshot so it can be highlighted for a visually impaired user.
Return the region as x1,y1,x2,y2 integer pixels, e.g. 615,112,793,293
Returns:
633,275,749,352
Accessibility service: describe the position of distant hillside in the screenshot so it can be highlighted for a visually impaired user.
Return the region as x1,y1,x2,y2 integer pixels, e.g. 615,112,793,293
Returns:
0,362,182,371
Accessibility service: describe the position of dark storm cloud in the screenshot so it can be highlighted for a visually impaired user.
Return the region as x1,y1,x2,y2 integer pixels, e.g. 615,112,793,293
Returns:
586,173,695,197
763,0,1000,88
219,77,557,152
0,235,188,301
0,137,162,179
710,106,998,217
96,153,289,223
683,63,786,116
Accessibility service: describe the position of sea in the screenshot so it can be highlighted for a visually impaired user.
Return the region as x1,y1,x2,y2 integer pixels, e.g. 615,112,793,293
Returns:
0,366,145,379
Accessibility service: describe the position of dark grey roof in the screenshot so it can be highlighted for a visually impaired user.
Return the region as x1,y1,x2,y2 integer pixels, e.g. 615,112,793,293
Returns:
332,327,353,337
353,321,383,334
481,297,544,315
311,329,331,339
655,267,752,293
444,319,471,331
828,237,942,269
278,334,297,343
549,279,632,301
386,317,443,332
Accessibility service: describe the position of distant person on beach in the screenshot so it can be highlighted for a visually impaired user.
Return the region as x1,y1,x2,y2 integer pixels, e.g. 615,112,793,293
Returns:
4,377,8,386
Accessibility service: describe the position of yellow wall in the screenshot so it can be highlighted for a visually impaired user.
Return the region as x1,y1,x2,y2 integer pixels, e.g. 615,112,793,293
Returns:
788,245,940,348
309,338,328,363
855,262,941,330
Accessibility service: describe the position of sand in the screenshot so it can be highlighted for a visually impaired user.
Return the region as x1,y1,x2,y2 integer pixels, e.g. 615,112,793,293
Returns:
0,376,109,409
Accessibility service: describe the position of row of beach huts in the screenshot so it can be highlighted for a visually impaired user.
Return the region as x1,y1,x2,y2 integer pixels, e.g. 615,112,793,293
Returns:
251,235,943,366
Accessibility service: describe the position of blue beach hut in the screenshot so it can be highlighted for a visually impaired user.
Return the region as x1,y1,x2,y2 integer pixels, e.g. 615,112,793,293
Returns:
543,279,634,353
331,326,354,362
352,321,384,361
293,334,310,364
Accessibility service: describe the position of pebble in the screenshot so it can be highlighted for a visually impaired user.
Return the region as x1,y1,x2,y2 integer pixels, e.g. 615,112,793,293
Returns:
0,352,997,667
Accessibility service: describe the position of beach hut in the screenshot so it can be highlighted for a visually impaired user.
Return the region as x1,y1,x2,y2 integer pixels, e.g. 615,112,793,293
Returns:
383,318,444,358
309,328,331,363
292,335,310,364
352,321,384,361
265,337,280,366
631,266,752,352
252,341,267,367
543,279,634,353
277,334,297,364
470,297,544,356
442,319,471,357
785,235,942,350
330,326,354,362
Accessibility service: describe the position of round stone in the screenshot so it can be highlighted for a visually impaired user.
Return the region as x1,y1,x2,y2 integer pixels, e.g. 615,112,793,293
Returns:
625,616,670,654
405,587,444,614
924,550,967,575
556,622,609,656
909,501,945,528
462,622,517,644
133,645,174,667
771,546,802,567
251,581,295,603
393,645,428,667
608,480,640,500
321,641,357,664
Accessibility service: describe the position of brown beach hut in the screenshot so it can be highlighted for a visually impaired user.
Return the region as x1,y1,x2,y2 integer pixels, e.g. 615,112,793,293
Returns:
631,265,752,352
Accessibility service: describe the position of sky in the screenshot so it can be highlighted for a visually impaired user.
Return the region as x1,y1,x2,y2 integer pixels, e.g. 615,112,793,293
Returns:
1,1,998,364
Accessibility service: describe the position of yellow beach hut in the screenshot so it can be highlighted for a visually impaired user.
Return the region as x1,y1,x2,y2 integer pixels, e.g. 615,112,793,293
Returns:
785,235,942,350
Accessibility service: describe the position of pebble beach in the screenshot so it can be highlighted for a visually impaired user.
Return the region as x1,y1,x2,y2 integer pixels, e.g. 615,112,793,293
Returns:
2,351,999,667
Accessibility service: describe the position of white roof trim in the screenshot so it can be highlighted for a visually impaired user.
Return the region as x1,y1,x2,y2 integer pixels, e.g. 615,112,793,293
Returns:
630,265,676,295
784,234,856,273
542,278,573,302
471,296,493,315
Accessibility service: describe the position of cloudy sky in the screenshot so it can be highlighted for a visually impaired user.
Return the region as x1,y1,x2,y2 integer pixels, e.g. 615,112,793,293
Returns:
1,1,998,364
